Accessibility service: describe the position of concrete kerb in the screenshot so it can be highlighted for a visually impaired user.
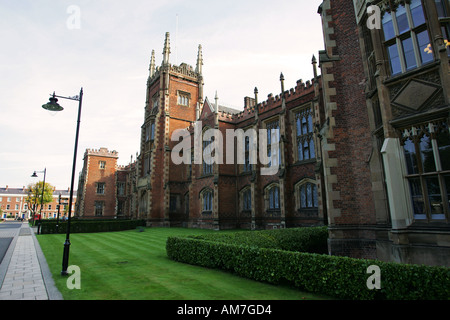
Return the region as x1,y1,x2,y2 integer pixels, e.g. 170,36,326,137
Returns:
0,228,19,290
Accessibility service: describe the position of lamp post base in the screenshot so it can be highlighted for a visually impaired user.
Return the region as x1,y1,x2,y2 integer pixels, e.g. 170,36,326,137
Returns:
61,239,71,276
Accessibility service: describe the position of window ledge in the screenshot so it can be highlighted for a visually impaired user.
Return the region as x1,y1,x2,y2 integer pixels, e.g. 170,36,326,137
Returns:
383,60,440,85
265,210,281,217
296,208,319,216
292,159,316,167
197,174,214,180
393,221,450,231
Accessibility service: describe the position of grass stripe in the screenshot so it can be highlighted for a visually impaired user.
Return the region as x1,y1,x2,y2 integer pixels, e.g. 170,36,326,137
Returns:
37,228,330,300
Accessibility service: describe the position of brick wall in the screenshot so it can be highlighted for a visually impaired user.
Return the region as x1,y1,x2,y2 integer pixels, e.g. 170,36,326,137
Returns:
319,0,377,258
78,148,118,218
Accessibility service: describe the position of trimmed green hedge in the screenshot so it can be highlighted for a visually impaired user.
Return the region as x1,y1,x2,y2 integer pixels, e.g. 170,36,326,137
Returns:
39,219,146,234
189,226,329,253
166,229,450,300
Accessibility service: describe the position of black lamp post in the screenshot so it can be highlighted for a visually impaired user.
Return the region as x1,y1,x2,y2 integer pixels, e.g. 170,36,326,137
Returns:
42,88,83,276
56,193,61,233
31,168,46,235
32,184,39,225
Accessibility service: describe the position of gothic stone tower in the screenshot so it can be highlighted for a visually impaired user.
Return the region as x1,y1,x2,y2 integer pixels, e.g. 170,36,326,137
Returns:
137,32,204,226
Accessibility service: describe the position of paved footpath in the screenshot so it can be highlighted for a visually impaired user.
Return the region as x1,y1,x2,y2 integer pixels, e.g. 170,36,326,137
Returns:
0,222,63,300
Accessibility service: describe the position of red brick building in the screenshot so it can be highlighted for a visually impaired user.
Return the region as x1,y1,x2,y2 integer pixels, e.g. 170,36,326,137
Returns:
0,186,75,221
132,33,326,230
116,161,138,218
75,148,120,218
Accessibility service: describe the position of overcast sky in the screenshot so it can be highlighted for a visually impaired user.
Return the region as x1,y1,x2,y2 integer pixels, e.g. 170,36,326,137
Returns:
0,0,324,191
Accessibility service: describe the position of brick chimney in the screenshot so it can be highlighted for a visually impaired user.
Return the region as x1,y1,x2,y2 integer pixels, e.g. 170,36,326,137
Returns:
244,96,255,109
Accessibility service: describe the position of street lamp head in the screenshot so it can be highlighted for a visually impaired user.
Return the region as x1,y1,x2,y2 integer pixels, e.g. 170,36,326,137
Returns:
31,171,38,178
42,92,64,112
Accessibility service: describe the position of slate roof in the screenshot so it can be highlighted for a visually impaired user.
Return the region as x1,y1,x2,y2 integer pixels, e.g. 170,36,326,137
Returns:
0,187,75,196
218,105,241,115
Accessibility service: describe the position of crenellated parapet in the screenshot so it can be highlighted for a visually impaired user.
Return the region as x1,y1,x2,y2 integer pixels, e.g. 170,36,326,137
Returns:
211,74,321,125
169,63,199,80
85,147,119,158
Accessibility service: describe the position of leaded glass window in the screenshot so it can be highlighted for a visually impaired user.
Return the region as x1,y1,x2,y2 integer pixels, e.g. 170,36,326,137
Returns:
382,0,433,76
401,121,450,220
295,107,315,161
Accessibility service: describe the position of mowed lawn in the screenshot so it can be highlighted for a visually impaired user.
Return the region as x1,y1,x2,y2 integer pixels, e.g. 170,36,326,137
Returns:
37,227,330,300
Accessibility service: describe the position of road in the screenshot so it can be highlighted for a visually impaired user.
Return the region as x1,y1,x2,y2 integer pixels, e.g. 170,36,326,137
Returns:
0,221,22,264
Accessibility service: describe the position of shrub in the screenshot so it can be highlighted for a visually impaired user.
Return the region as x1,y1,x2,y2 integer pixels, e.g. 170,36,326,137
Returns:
189,226,328,253
166,231,450,300
39,219,146,234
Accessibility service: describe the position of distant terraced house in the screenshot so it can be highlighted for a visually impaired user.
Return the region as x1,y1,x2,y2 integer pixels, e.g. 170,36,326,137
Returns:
0,186,76,220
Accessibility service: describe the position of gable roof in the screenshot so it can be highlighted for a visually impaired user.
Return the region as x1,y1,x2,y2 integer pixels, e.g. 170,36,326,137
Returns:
201,97,216,117
200,97,241,119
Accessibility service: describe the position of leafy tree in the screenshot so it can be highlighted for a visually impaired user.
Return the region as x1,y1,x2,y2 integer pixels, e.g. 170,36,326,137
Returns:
25,181,54,220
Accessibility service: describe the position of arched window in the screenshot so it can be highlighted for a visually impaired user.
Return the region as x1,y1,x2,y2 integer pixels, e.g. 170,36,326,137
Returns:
240,186,252,212
200,188,213,213
144,121,155,142
294,105,315,162
295,179,319,214
202,127,213,175
300,182,318,209
266,119,281,167
265,184,280,210
243,136,252,172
